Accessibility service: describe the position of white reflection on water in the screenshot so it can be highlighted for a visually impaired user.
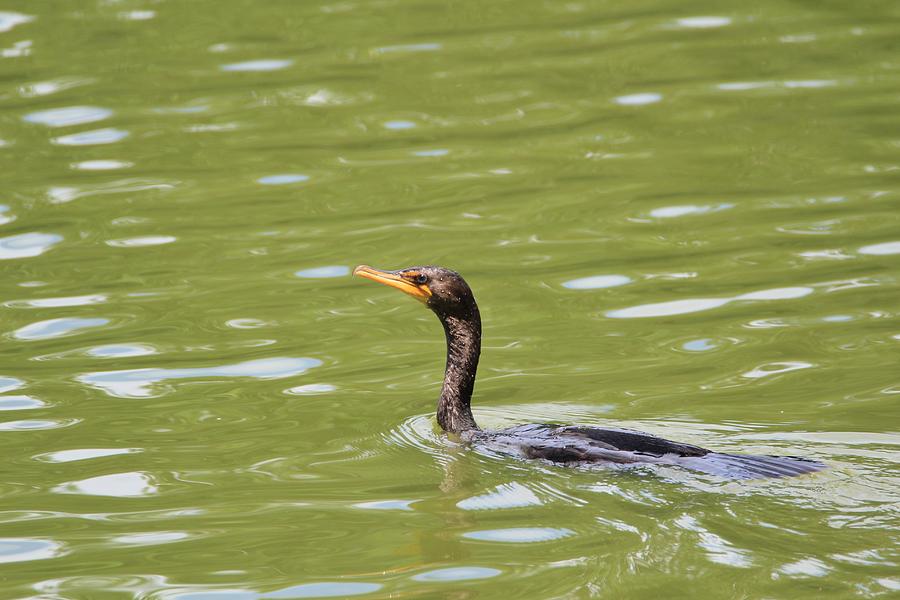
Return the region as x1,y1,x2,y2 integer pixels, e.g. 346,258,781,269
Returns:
673,16,732,28
412,567,502,582
0,376,24,394
52,128,129,146
55,471,158,497
675,514,753,568
78,357,323,398
284,383,335,395
373,42,441,54
71,159,133,171
614,93,662,106
742,361,815,379
0,418,77,431
859,241,900,255
88,343,157,358
463,527,573,543
5,294,107,308
295,266,350,278
0,204,13,225
562,275,632,290
0,232,62,259
23,106,111,127
12,317,109,341
384,120,416,130
649,203,733,218
47,179,174,204
36,447,141,463
608,286,814,318
0,538,65,564
106,236,176,247
457,482,542,510
112,531,188,545
220,59,293,72
263,582,383,598
257,174,309,185
353,499,415,511
0,11,34,33
0,395,45,410
776,557,832,578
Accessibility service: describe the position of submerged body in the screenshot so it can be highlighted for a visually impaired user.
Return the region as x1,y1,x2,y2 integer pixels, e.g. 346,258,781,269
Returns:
354,265,825,479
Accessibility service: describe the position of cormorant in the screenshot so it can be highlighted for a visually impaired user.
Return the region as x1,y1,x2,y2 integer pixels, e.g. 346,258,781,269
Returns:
354,265,825,479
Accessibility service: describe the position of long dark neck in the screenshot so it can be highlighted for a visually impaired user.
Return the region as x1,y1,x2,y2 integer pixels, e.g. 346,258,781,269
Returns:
436,304,481,433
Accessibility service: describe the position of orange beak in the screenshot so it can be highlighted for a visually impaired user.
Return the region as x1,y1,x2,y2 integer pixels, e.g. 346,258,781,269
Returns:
353,265,431,303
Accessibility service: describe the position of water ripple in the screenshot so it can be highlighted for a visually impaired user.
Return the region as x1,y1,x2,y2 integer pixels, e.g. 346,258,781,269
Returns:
859,241,900,256
52,128,129,146
220,59,293,72
54,471,158,497
106,236,176,247
35,447,141,463
608,286,814,318
263,582,383,598
23,106,112,127
12,317,109,341
0,395,45,411
412,566,502,582
295,266,349,278
5,294,107,308
463,527,574,543
78,357,323,398
0,232,62,259
0,11,34,33
0,376,24,394
0,538,66,564
562,275,631,290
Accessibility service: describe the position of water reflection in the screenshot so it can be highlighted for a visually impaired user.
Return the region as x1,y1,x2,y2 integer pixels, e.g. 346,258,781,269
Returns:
12,317,109,341
649,203,733,218
463,527,573,543
295,266,349,278
257,174,309,185
52,128,129,146
0,11,34,33
71,159,133,171
263,582,382,598
562,275,631,290
88,343,157,358
0,395,45,410
112,531,189,545
36,447,141,463
78,357,322,398
457,482,542,510
0,376,24,394
608,287,814,318
106,236,176,247
55,471,158,497
859,241,900,256
0,232,62,259
411,566,502,582
0,204,13,225
220,59,293,72
23,106,112,127
0,538,65,564
614,93,662,106
5,294,107,308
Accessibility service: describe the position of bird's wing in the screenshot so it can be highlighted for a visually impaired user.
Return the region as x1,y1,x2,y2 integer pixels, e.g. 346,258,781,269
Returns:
555,426,711,458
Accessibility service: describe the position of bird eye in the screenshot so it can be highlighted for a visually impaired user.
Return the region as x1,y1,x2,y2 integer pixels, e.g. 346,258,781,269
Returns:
415,273,428,284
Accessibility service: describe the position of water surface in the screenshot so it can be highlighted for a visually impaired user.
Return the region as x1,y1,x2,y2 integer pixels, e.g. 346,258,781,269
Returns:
2,0,899,598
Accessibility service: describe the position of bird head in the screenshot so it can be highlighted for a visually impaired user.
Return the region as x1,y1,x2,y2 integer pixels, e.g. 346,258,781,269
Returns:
353,265,475,317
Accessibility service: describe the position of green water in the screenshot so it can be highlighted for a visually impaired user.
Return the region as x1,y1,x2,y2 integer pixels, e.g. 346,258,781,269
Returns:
2,0,899,597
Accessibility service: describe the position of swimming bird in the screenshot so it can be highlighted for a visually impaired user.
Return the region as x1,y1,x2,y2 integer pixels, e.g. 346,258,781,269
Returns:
354,265,825,479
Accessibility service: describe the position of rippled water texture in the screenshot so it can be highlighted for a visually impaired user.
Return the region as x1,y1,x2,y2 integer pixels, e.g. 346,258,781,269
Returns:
2,1,899,598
